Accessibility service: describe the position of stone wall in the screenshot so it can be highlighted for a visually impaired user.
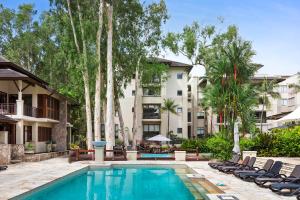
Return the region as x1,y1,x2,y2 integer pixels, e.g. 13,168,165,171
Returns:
52,100,67,151
0,144,11,165
10,144,24,160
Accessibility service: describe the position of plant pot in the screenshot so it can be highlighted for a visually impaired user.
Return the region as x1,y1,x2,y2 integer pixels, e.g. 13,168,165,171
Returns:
46,144,52,152
52,144,57,152
25,150,34,154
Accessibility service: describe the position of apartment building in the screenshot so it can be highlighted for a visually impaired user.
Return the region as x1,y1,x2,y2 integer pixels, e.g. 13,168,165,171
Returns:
116,58,192,143
193,73,294,134
0,56,72,156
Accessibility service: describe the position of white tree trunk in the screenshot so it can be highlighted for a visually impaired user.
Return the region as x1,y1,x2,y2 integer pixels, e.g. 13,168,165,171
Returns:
105,2,115,153
117,98,128,148
67,0,93,150
94,0,104,141
232,122,240,155
132,57,141,149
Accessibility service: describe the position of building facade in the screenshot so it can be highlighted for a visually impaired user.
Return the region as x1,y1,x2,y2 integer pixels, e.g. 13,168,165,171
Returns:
116,58,192,143
0,56,72,161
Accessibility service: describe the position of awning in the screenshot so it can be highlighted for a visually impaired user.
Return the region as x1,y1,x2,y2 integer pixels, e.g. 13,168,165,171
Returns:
0,114,18,123
147,134,171,142
276,107,300,122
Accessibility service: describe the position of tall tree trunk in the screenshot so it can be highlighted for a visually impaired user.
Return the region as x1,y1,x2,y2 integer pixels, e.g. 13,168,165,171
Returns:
167,111,170,138
260,96,265,134
132,56,142,149
117,98,128,148
105,2,115,153
94,0,104,141
67,0,93,149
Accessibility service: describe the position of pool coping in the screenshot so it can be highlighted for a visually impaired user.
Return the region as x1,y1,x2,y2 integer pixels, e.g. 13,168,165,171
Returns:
9,162,219,200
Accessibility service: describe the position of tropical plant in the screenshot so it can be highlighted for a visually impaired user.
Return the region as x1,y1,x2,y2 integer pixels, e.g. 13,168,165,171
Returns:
258,77,281,133
288,73,300,93
161,98,178,138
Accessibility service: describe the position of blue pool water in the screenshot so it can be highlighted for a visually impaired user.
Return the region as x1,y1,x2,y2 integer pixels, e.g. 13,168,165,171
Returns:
18,167,195,200
140,153,172,158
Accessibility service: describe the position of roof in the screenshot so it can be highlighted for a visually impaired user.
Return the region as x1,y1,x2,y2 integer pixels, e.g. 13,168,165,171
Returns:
0,114,18,123
0,56,75,103
152,57,193,72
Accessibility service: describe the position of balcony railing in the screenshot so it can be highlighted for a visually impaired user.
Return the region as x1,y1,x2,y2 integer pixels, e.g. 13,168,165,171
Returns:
0,103,16,115
23,105,43,118
143,113,160,119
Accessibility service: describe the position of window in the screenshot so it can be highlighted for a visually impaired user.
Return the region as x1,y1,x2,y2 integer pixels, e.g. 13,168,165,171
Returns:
132,73,136,79
143,104,160,119
132,107,134,112
188,112,192,122
197,111,205,119
279,85,288,93
132,90,135,96
177,128,182,133
143,87,160,96
281,98,288,106
23,126,32,142
143,124,160,139
38,127,52,142
177,90,182,96
177,107,182,113
177,73,183,79
197,127,205,136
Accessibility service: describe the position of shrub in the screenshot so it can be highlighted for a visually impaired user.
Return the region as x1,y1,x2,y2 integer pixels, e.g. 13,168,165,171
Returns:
181,138,210,153
206,136,233,161
240,138,255,151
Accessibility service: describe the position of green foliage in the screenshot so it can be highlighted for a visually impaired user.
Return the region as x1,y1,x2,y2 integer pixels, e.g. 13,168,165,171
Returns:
181,139,210,153
206,136,233,160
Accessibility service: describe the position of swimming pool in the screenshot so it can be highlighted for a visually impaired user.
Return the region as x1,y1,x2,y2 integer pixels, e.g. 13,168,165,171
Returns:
140,153,173,158
14,165,208,200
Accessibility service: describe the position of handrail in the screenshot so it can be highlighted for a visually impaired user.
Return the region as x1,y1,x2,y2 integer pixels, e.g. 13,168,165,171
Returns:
0,103,16,115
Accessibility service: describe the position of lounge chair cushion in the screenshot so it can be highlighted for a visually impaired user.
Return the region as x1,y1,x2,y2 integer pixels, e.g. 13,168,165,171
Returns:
271,182,300,190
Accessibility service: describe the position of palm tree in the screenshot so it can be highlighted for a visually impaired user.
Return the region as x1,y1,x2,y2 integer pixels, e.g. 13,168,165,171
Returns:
288,74,300,93
161,98,178,138
258,77,281,133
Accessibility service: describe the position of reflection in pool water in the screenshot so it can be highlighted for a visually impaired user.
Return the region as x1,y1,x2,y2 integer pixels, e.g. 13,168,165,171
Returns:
19,167,196,200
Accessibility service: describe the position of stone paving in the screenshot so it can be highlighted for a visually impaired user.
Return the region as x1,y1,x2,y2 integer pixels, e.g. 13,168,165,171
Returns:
0,157,297,200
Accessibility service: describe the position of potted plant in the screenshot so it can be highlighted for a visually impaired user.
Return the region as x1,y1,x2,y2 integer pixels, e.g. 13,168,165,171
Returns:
46,141,52,152
25,142,35,154
51,141,57,152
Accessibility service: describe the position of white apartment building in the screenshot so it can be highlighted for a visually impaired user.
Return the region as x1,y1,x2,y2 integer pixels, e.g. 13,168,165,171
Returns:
116,58,193,143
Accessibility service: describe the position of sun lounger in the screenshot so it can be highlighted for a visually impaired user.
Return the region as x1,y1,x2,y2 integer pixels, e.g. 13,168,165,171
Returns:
233,159,274,178
255,165,300,188
218,156,251,173
297,194,300,200
208,154,240,169
269,179,300,196
239,161,283,182
0,165,7,171
209,154,240,169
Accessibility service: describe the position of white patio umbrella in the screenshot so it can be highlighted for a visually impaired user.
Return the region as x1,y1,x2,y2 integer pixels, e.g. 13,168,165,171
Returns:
276,107,300,122
147,134,171,142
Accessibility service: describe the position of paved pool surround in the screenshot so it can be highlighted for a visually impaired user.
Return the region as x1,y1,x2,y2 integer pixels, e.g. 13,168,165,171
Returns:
0,157,296,200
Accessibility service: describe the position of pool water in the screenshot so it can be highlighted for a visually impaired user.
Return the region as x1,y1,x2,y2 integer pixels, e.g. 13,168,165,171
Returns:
140,153,172,158
17,167,198,200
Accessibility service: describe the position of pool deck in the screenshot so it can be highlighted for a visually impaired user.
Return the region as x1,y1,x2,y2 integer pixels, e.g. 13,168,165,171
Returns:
0,157,296,200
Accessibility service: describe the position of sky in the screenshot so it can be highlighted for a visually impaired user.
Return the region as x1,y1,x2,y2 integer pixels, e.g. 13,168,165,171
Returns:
1,0,300,76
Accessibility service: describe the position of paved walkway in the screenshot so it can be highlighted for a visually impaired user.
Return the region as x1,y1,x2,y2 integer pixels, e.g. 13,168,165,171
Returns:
0,158,296,200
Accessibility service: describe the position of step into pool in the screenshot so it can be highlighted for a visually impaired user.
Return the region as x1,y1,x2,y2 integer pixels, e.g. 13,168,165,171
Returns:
13,165,211,200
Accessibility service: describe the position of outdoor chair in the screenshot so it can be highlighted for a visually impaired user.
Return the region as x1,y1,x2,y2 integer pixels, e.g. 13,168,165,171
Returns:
269,179,300,196
219,156,255,174
209,154,240,169
217,156,250,171
239,161,283,182
234,159,274,178
0,165,7,171
255,165,300,188
297,194,300,200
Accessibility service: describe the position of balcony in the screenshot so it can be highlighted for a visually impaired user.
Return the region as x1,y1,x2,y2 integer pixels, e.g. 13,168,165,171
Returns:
0,103,16,115
23,105,43,118
143,113,160,119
